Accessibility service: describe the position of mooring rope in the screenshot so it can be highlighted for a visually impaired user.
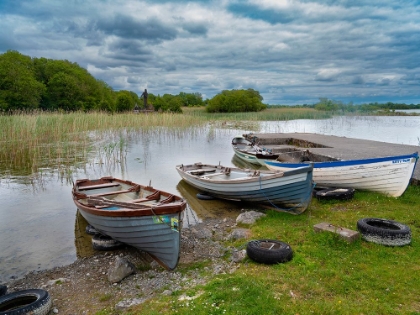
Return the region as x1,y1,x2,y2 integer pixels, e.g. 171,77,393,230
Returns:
258,175,315,213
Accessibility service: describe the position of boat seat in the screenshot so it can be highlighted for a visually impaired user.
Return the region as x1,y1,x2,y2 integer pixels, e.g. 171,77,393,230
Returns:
189,168,216,175
160,195,175,204
131,191,161,203
78,182,121,191
89,188,134,197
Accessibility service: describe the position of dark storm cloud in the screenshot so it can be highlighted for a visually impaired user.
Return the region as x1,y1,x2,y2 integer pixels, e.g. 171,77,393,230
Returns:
94,14,177,41
227,3,296,24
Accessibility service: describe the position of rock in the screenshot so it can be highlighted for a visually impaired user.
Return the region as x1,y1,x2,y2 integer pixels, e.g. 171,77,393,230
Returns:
231,249,247,263
107,257,136,283
236,211,266,225
44,278,69,288
192,227,213,239
227,228,251,240
115,297,150,310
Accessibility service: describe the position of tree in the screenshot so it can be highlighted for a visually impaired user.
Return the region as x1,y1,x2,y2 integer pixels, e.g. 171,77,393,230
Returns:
115,90,135,112
151,94,183,112
178,92,203,106
206,89,266,113
0,50,45,110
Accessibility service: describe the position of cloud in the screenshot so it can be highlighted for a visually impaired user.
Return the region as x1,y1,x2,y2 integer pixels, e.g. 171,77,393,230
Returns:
0,0,419,104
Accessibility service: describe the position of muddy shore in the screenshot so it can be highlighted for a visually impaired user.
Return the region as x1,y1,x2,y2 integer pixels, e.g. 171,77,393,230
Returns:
3,217,243,314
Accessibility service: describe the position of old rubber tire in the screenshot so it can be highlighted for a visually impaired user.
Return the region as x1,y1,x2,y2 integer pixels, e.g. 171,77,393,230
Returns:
316,188,355,201
0,286,6,297
196,192,215,200
92,234,124,251
85,224,100,235
0,289,52,314
357,218,411,246
246,239,293,264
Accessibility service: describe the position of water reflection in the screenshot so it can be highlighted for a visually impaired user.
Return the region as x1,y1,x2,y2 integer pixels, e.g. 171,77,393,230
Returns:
74,210,96,258
176,180,242,222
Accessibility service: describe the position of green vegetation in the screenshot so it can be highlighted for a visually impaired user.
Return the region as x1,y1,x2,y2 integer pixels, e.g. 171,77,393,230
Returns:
115,185,420,315
206,89,266,113
313,98,420,114
2,51,420,115
0,50,203,113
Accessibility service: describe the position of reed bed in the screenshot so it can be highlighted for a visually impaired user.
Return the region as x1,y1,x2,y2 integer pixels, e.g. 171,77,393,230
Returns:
0,107,325,180
0,111,207,178
183,106,333,121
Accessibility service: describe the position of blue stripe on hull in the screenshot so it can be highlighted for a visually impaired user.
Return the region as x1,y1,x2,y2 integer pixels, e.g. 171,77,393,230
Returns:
265,152,418,169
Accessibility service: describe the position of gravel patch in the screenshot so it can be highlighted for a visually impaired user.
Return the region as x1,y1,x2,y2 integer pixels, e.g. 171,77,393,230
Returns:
3,217,245,314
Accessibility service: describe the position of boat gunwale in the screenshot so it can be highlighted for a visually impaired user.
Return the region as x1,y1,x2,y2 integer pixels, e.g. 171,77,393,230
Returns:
73,177,186,217
263,152,419,169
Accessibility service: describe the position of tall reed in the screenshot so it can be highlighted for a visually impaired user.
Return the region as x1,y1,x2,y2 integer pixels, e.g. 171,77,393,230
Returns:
0,107,324,180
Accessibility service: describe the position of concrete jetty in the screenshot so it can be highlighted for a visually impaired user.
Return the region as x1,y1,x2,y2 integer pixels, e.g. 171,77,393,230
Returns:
244,133,420,185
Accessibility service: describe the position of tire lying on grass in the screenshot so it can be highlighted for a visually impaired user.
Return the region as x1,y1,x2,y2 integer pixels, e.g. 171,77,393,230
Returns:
246,239,293,264
315,188,355,201
357,218,411,246
92,234,124,251
0,289,52,315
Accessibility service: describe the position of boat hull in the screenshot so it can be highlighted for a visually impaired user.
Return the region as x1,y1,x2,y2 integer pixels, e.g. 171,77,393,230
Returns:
232,136,278,166
263,152,418,197
176,163,314,214
77,207,182,270
72,177,186,270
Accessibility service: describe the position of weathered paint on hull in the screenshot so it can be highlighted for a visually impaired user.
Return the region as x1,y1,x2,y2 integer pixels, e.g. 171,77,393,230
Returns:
78,209,182,270
176,163,314,215
263,152,418,197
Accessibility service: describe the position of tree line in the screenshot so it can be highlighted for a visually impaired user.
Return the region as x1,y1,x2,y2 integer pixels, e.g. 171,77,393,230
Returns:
312,98,420,113
0,50,267,114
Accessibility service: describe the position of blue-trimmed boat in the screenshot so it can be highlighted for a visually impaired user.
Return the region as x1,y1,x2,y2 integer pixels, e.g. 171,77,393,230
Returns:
262,152,418,197
176,162,314,215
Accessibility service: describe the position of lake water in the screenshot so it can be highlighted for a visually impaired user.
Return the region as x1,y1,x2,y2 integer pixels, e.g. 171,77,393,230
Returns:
1,115,420,283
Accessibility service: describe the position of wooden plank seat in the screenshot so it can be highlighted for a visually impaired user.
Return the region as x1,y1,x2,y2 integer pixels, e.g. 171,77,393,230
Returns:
159,195,175,204
78,182,121,191
89,188,134,197
131,191,161,203
189,168,216,175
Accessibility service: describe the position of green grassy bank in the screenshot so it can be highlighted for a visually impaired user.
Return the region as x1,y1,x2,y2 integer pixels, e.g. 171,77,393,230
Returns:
128,186,420,315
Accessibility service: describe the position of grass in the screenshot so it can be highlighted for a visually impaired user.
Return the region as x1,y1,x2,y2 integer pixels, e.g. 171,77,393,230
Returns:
116,185,420,315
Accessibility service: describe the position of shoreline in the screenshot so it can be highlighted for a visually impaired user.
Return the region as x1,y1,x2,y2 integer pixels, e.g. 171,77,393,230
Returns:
2,217,240,313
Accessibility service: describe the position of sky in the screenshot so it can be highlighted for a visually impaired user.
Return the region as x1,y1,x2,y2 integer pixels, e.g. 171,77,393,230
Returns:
1,0,420,105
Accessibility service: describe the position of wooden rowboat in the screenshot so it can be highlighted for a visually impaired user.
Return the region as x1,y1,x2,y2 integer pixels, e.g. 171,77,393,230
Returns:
176,162,314,215
262,152,419,197
72,176,186,270
232,135,279,165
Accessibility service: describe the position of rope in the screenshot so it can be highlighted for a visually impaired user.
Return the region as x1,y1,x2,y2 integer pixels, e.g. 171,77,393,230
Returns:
258,175,315,213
